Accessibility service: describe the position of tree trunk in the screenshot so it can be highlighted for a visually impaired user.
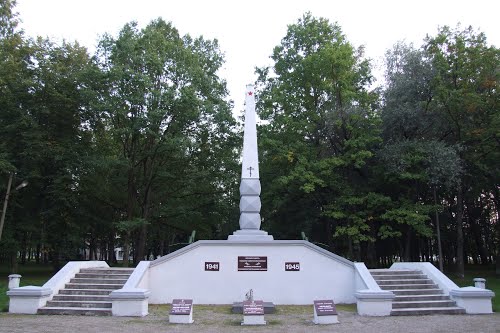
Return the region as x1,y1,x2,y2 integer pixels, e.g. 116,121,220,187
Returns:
404,226,411,262
108,233,116,265
124,168,137,267
122,233,130,268
10,251,18,273
325,219,334,253
455,186,465,278
434,187,444,272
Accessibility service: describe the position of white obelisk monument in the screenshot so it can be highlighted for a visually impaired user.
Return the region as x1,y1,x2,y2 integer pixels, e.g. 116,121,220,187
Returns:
228,85,273,241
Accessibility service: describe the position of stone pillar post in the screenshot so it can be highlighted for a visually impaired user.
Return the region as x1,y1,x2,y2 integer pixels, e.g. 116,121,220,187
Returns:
8,274,21,289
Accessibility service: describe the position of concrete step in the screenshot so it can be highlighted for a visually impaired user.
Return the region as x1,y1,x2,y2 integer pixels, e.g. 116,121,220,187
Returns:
389,288,443,295
391,307,466,316
74,273,131,279
37,267,133,316
38,306,111,316
52,294,110,302
379,283,437,290
70,278,128,284
79,268,134,274
394,295,450,302
372,274,426,280
369,269,422,275
374,279,433,285
59,289,115,295
45,300,112,308
65,283,123,290
392,300,457,309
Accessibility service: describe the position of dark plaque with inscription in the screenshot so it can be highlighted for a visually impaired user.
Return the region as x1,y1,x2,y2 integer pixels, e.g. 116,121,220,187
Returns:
243,300,264,315
170,299,193,315
285,262,300,271
204,262,220,271
238,256,267,271
313,300,337,316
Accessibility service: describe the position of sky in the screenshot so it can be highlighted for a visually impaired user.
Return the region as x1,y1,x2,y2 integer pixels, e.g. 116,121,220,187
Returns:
14,0,500,113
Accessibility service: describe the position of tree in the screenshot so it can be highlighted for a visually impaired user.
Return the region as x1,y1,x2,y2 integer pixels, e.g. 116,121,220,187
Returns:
424,25,499,276
256,13,381,258
96,18,237,264
381,42,463,268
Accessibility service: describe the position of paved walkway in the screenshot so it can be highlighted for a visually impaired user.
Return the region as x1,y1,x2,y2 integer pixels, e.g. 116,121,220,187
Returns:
1,306,499,333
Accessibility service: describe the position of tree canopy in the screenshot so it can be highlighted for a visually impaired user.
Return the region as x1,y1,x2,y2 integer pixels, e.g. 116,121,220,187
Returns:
0,4,498,273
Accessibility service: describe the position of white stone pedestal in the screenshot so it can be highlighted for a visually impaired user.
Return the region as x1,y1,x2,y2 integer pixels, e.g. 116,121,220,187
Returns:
450,287,495,314
228,230,274,241
169,312,194,324
355,289,395,316
110,288,150,317
7,286,52,314
313,312,339,325
242,314,266,325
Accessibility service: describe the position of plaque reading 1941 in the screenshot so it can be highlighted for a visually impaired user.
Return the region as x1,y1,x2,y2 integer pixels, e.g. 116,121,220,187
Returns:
170,299,193,315
313,300,337,316
204,262,219,271
238,256,267,271
243,300,264,315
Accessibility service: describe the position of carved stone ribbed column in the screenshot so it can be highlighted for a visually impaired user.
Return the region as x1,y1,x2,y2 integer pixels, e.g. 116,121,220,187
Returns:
228,85,273,241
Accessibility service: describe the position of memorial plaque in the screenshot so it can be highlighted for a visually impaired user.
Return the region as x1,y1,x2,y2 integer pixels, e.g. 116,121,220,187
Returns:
238,256,267,271
285,262,300,271
313,300,337,316
170,299,193,315
204,262,220,271
243,300,264,315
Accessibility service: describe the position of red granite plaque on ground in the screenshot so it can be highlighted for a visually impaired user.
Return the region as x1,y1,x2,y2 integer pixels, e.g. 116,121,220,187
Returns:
313,300,337,316
243,300,264,315
170,299,193,315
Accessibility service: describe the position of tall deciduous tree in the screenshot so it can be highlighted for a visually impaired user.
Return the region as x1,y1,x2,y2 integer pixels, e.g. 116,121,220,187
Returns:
424,25,499,276
96,19,237,264
256,13,381,257
381,42,463,267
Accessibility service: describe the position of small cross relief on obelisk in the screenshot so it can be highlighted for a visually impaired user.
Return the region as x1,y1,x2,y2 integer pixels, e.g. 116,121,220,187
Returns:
247,166,254,177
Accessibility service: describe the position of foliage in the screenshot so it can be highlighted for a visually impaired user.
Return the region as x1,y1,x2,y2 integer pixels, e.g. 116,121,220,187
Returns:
256,13,382,256
0,3,497,270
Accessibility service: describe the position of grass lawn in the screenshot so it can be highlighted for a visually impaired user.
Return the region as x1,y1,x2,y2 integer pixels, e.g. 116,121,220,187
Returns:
447,264,499,312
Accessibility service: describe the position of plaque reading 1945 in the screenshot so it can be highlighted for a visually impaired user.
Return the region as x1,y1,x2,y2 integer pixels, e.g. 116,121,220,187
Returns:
313,300,337,316
238,256,267,271
285,262,300,271
170,299,193,315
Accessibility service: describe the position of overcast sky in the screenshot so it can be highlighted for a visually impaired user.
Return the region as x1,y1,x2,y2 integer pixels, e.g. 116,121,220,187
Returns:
15,0,500,112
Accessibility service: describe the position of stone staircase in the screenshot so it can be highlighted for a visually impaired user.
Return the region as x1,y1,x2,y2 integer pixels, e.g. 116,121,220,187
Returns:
370,269,466,316
38,267,134,316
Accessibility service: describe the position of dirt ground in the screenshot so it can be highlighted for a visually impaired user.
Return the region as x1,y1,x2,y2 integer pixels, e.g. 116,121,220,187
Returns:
1,305,499,333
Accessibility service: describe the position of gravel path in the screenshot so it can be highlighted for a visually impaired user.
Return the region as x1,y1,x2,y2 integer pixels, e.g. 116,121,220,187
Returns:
1,305,499,333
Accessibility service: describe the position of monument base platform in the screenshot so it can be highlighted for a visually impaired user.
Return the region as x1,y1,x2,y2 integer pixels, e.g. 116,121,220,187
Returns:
227,230,274,241
232,302,275,314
